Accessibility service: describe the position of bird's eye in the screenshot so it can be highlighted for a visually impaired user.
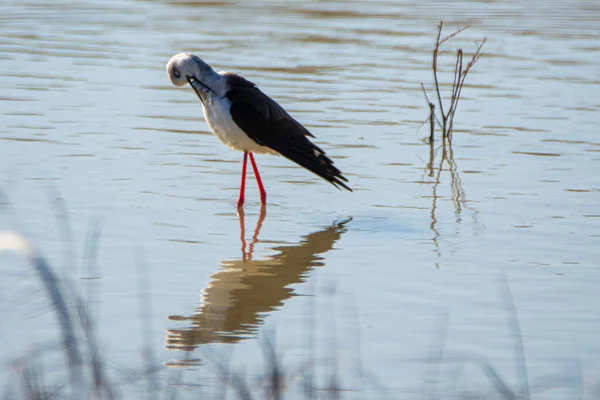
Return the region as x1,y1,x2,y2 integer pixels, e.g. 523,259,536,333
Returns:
173,69,181,78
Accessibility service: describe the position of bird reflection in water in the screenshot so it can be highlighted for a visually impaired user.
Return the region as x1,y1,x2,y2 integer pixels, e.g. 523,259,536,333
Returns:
237,205,267,261
166,209,351,352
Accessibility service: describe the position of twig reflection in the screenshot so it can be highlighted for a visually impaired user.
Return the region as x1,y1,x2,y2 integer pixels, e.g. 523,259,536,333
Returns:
424,137,478,268
165,213,351,352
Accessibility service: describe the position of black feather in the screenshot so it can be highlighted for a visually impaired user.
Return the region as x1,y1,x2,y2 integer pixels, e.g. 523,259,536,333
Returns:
225,75,352,192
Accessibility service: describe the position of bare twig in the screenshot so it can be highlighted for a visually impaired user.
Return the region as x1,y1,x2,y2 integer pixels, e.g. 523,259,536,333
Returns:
438,21,471,46
420,83,440,141
420,21,486,141
432,22,445,127
447,38,487,140
428,102,436,143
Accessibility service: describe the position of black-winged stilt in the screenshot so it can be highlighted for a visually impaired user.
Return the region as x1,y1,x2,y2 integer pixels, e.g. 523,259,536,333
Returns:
166,53,351,208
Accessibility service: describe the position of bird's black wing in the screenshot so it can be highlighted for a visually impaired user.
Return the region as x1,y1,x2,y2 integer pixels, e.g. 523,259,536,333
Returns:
226,78,352,192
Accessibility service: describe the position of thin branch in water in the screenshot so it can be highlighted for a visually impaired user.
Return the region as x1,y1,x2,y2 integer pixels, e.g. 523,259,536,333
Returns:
420,83,442,130
432,22,445,127
428,102,436,143
438,22,471,46
420,21,486,141
420,83,441,141
447,38,487,140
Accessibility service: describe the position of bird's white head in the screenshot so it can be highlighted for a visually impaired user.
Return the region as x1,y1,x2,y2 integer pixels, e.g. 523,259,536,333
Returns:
166,53,225,103
166,53,215,86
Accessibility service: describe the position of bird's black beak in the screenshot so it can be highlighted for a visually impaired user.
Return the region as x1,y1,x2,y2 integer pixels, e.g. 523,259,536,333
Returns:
187,76,205,105
187,76,216,106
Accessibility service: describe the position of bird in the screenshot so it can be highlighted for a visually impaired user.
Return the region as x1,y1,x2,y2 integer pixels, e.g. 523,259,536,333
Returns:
166,52,351,208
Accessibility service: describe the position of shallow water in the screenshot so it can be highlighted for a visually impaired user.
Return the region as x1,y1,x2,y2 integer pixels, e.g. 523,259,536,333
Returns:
1,0,599,397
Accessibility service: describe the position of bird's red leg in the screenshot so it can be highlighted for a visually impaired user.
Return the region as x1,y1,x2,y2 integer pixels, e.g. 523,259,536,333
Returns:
237,152,248,208
248,153,267,204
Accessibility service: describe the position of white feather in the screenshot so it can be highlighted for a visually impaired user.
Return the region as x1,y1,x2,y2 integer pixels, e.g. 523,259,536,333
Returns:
202,94,278,155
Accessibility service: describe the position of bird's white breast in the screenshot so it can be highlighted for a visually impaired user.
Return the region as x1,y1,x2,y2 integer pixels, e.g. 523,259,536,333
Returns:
202,96,278,155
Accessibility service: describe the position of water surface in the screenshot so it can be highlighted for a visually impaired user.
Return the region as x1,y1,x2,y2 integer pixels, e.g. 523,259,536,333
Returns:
1,0,599,397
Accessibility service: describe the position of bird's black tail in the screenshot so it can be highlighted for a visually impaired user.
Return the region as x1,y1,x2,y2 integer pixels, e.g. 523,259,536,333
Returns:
281,139,352,192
